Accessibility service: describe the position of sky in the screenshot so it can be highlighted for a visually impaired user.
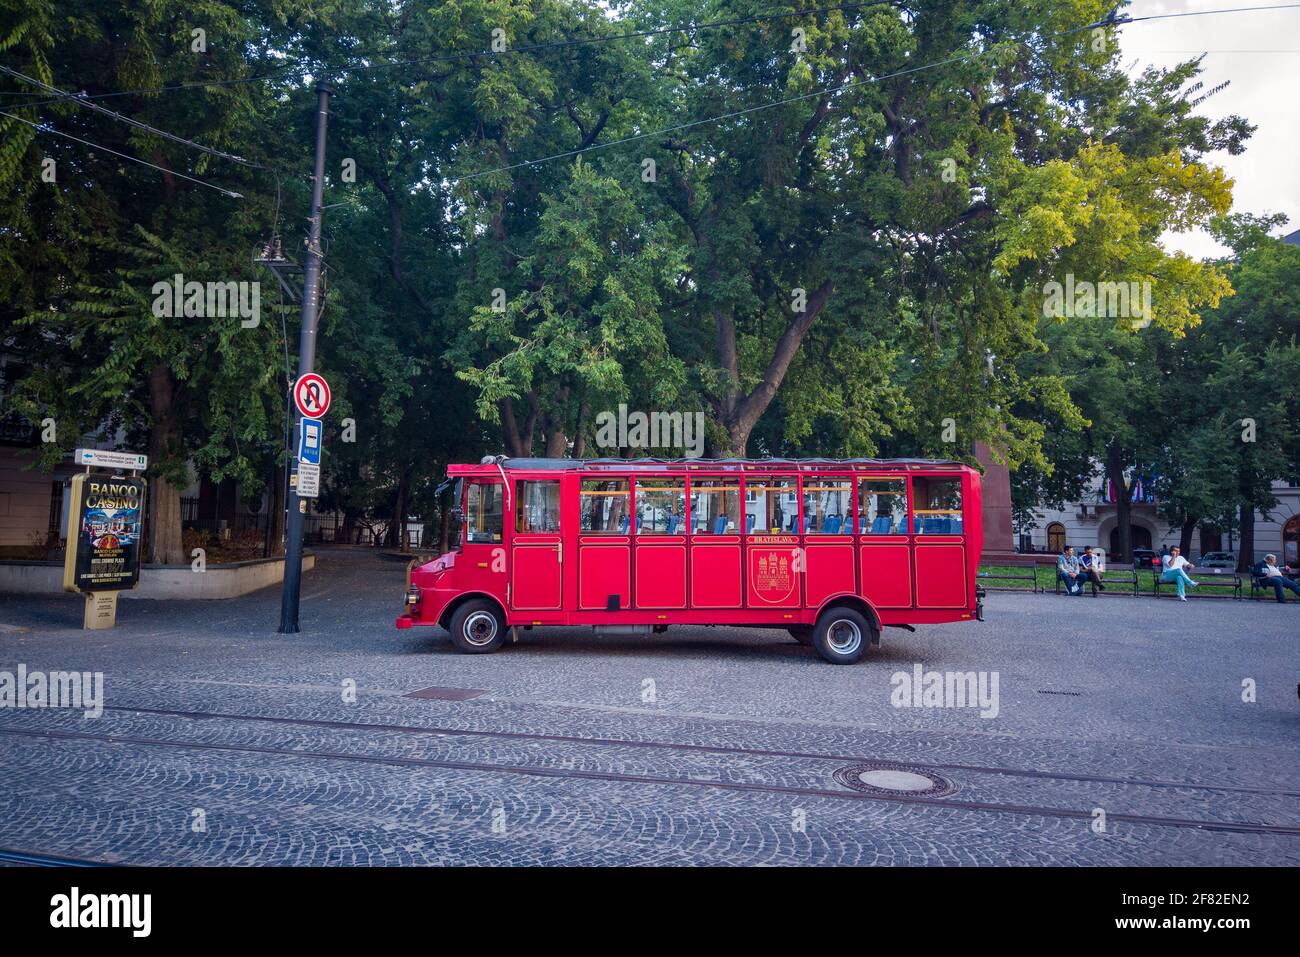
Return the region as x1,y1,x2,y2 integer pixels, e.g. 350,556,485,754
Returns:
1121,1,1300,258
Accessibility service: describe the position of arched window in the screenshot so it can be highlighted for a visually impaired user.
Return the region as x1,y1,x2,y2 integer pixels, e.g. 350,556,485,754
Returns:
1046,522,1066,553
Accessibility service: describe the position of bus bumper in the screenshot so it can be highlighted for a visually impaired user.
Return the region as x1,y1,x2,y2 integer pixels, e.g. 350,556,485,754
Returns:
395,614,415,629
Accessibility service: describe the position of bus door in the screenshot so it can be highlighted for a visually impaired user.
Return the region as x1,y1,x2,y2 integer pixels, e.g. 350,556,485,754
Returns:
577,477,632,611
510,478,563,617
686,477,743,609
633,477,687,609
462,479,508,603
801,475,855,609
744,474,801,609
857,476,913,608
911,473,968,608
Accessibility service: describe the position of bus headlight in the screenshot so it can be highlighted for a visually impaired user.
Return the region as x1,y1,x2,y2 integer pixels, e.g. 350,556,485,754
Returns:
404,586,421,607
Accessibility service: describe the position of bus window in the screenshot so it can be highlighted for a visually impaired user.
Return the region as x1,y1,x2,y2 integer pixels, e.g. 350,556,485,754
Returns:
912,476,962,535
516,480,561,534
637,479,685,535
689,479,740,535
580,479,632,534
801,479,852,535
746,478,797,535
858,478,907,535
466,482,504,543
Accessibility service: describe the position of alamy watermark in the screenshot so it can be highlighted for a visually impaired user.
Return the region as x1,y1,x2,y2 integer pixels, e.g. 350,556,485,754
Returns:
1043,273,1152,329
151,273,260,328
890,664,999,718
0,664,104,718
594,403,705,457
50,887,150,937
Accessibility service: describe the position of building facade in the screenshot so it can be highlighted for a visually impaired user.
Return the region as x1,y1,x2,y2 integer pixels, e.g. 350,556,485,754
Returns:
1021,472,1300,566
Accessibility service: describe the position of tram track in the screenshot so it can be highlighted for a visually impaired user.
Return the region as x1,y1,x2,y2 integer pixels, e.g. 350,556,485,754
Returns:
0,847,112,867
103,703,1300,799
1,718,1297,839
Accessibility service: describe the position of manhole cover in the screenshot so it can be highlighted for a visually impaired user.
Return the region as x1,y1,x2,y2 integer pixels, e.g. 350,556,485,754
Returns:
834,762,955,797
405,686,487,701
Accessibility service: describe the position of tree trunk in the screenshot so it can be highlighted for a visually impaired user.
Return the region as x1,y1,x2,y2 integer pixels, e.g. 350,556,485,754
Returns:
146,364,186,565
390,467,410,550
572,399,590,458
712,281,834,456
1237,502,1255,571
546,429,572,457
1178,517,1197,556
499,396,537,457
262,463,277,558
1104,444,1134,564
269,462,286,554
438,500,451,554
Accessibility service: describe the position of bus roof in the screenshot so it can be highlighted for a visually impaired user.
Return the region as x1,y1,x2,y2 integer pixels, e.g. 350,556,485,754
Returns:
451,456,973,473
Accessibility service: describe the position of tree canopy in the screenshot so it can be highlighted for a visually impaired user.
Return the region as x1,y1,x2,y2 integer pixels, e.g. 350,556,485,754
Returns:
2,0,1293,564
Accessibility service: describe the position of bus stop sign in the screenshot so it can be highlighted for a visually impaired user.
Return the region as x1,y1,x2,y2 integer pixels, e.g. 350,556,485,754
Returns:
298,418,322,465
293,373,331,419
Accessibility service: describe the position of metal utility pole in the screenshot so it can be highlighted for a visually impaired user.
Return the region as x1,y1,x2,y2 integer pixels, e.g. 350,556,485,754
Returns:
278,81,332,634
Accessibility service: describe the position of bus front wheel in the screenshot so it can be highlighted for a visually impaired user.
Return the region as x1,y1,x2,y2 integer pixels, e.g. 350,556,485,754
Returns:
449,599,506,654
812,607,872,665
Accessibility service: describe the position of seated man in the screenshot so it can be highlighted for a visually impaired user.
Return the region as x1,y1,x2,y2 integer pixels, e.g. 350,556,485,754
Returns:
1079,545,1105,591
1160,546,1198,601
1254,554,1300,603
1056,546,1084,595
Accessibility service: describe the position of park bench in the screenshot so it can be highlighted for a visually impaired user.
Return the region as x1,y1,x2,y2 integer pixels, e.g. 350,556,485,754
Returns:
1153,565,1242,599
977,567,1040,593
1052,565,1138,597
1248,565,1300,600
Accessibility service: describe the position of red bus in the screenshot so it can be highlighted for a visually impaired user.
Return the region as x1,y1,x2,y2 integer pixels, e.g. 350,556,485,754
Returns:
397,457,985,664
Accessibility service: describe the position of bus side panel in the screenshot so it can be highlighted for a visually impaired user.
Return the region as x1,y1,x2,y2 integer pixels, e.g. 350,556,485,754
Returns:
689,544,742,608
512,543,562,609
859,543,913,608
635,541,687,609
966,470,984,608
803,542,855,609
579,542,631,610
914,543,969,608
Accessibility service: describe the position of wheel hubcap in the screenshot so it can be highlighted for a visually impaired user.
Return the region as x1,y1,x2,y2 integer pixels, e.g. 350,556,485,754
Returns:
464,611,498,646
827,619,862,655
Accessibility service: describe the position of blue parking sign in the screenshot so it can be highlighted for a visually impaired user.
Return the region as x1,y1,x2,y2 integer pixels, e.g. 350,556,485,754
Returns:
298,419,322,465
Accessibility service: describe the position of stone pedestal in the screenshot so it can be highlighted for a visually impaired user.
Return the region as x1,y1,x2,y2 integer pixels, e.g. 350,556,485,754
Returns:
975,441,1015,561
83,591,118,629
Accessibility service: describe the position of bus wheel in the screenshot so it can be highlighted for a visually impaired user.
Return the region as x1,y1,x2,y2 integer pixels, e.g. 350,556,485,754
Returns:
449,599,506,654
788,626,814,646
812,607,871,665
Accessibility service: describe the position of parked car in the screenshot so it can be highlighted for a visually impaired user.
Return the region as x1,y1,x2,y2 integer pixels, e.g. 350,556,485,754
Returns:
1131,547,1160,570
1200,551,1237,569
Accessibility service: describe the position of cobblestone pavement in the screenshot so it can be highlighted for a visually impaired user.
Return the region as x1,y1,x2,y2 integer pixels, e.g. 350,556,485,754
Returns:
1,548,1296,865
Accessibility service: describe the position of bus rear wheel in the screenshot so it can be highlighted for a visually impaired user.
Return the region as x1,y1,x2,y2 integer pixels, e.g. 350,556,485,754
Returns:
449,599,506,654
812,607,872,665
